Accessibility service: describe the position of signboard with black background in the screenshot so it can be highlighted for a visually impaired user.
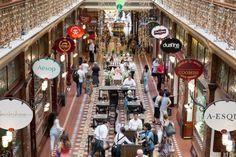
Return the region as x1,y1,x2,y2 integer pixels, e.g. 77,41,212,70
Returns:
160,38,182,54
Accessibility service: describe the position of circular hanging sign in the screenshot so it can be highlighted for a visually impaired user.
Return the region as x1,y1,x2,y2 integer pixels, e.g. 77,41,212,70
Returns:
151,26,169,39
160,38,182,53
32,58,61,79
79,15,92,24
54,37,75,54
0,98,33,130
147,21,159,38
67,25,85,39
204,100,236,132
175,59,204,81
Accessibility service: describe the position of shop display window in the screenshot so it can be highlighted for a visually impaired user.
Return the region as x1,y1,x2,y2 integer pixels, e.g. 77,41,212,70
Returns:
0,67,7,95
228,68,236,99
203,49,209,79
197,43,204,63
191,38,198,59
7,59,20,88
195,82,206,141
216,59,229,91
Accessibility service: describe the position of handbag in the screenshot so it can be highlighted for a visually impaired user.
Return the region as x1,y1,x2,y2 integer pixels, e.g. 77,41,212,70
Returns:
99,140,110,150
111,134,125,157
165,122,176,137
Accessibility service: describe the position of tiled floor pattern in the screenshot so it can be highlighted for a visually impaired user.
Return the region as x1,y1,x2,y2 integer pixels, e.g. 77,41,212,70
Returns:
40,51,191,157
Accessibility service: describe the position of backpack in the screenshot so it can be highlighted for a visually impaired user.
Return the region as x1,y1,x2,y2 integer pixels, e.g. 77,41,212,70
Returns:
72,70,79,82
151,131,158,145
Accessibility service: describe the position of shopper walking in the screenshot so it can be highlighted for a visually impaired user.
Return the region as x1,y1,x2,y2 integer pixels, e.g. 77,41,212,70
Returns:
142,65,149,93
92,62,100,87
85,74,93,103
50,119,63,155
76,66,85,97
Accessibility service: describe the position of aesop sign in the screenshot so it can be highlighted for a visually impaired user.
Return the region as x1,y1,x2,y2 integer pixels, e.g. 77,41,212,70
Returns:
160,38,182,53
204,100,236,132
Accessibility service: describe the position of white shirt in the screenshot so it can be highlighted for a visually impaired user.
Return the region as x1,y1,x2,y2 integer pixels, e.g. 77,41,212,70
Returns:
94,124,108,140
120,63,125,73
128,118,143,131
123,78,136,87
154,95,162,107
89,43,95,52
77,69,85,83
114,133,132,145
81,63,89,74
129,62,136,71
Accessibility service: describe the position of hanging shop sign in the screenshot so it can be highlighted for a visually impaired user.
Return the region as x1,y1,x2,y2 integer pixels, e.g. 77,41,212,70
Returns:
160,38,182,54
67,25,85,39
151,25,169,39
175,59,204,80
32,58,61,79
147,21,159,38
0,98,33,130
112,22,125,36
204,100,236,132
54,37,75,54
79,15,92,24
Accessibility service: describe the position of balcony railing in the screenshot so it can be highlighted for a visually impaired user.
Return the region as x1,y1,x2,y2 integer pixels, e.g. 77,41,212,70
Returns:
0,0,76,48
154,0,236,50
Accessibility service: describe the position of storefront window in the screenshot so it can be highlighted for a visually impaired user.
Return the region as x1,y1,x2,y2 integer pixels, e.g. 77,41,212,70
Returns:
197,43,205,63
176,26,180,39
0,67,7,95
8,59,20,88
191,38,198,58
204,49,209,79
216,59,229,91
228,68,236,99
195,82,206,141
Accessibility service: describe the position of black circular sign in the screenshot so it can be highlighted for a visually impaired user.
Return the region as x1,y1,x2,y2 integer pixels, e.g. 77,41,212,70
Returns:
160,38,182,54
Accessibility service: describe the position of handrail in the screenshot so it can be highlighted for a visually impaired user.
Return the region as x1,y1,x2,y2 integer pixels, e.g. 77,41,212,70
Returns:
202,0,236,10
0,0,24,9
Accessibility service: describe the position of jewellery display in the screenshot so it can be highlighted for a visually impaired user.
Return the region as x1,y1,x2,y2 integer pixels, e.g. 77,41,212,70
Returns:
0,0,79,48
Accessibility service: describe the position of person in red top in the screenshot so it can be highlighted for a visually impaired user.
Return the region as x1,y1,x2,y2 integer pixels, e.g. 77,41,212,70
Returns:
156,59,165,91
55,132,71,157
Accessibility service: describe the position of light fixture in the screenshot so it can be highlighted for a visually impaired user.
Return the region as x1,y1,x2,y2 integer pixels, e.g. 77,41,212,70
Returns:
169,56,175,63
2,136,8,148
73,39,77,44
159,40,162,44
60,54,65,62
41,80,48,91
158,54,162,59
82,24,86,29
222,133,229,145
73,53,78,58
62,72,67,78
44,102,50,112
6,131,13,142
83,35,87,39
168,73,174,79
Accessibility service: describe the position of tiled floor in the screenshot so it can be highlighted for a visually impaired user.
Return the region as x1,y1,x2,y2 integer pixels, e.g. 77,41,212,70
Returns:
39,53,192,157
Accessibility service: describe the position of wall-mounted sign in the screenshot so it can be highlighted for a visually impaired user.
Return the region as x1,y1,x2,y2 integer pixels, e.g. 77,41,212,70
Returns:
54,37,75,54
204,100,236,132
151,26,169,39
67,25,85,39
79,15,92,24
175,59,203,80
32,58,61,79
160,38,182,53
0,98,33,130
146,21,159,38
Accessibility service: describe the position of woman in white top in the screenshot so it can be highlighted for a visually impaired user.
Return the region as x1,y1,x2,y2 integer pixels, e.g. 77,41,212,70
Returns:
81,60,89,75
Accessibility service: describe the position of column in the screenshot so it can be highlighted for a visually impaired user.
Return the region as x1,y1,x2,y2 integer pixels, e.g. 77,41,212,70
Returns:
203,53,218,157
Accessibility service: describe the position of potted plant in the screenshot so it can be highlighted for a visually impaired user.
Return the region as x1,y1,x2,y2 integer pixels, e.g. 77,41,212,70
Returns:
104,70,112,86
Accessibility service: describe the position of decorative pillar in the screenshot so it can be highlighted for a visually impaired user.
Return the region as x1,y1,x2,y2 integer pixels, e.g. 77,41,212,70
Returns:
203,53,218,157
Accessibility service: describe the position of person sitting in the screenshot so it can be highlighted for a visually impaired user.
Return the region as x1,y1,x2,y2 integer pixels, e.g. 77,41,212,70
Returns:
123,73,136,87
136,149,148,157
112,127,133,157
128,112,143,131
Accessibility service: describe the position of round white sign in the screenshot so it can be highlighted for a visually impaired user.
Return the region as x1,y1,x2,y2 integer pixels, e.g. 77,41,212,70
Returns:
151,26,169,39
204,100,236,132
32,58,61,79
0,98,33,130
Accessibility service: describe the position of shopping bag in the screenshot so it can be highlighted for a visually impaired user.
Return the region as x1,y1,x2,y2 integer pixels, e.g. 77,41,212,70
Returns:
166,123,176,137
